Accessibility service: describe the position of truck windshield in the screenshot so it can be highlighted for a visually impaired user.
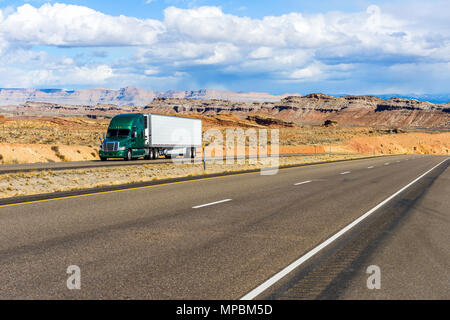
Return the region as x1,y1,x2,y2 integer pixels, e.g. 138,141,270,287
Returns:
107,129,130,137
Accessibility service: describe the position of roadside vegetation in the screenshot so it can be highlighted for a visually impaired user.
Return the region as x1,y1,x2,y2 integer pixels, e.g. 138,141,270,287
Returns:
0,153,371,198
0,115,448,164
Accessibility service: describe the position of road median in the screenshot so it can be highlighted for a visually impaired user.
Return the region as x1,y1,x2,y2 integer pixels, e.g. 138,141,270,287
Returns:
0,154,392,206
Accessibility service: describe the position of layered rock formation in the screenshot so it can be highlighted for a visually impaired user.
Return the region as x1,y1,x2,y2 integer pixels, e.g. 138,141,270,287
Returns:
145,93,450,128
1,91,448,128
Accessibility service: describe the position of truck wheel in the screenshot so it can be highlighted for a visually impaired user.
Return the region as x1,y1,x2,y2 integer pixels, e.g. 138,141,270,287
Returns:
191,147,196,159
100,157,107,161
144,149,150,160
152,148,158,160
125,149,132,161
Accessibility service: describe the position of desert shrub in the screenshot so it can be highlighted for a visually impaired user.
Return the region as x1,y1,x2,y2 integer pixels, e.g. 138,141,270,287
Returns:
50,145,68,161
323,119,337,127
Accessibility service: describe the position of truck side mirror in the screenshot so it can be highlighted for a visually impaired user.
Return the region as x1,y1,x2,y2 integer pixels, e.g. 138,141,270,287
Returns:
132,131,137,138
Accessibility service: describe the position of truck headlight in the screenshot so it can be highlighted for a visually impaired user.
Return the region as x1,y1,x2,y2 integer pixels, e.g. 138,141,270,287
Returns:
119,146,126,151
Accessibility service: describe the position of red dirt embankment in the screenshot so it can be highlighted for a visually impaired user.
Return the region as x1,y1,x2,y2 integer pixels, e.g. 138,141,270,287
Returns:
0,143,98,164
343,132,450,155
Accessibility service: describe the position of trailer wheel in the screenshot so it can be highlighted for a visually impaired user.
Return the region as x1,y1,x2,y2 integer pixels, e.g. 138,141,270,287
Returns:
144,149,150,160
191,147,196,159
125,149,132,161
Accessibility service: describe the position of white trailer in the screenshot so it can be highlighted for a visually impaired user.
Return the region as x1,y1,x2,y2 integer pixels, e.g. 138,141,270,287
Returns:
143,113,202,159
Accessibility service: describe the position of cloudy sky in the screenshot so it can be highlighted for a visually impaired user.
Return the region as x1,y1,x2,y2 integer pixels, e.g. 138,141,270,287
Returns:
0,0,449,95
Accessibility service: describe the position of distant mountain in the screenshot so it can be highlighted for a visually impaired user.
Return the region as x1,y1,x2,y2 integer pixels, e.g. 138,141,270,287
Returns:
333,93,450,105
3,92,448,128
1,87,448,107
0,87,299,106
375,94,450,105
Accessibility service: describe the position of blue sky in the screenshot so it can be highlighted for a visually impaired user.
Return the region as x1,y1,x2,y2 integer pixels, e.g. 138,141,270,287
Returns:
0,0,449,95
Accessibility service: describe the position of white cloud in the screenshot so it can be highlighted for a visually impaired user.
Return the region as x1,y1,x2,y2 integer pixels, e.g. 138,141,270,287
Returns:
0,63,113,87
194,43,241,65
290,63,323,80
144,68,159,75
248,47,273,59
164,6,333,47
163,5,449,61
1,3,447,64
0,3,448,92
0,3,164,47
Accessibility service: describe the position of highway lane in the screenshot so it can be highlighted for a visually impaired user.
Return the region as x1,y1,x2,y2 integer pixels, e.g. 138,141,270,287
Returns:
0,154,447,299
264,157,450,300
321,159,449,300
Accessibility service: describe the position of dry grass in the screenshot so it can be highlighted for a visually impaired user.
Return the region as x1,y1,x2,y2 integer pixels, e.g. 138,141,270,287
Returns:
0,116,108,146
0,154,370,198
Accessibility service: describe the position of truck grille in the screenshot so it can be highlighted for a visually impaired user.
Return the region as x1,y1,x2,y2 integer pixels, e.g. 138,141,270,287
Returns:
104,142,119,152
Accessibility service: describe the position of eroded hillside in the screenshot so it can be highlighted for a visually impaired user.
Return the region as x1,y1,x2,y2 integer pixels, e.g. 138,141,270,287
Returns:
146,94,450,128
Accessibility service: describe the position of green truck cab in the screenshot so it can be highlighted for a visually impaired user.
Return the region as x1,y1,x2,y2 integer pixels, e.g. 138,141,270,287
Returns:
99,114,146,161
99,112,202,161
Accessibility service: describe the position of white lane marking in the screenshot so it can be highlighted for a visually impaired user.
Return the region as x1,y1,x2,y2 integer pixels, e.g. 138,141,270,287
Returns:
340,171,351,175
367,166,374,169
294,180,312,186
384,163,390,165
240,158,449,300
192,199,232,209
396,161,401,163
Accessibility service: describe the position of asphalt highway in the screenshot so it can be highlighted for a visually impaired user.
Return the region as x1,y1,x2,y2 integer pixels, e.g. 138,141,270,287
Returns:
0,154,448,299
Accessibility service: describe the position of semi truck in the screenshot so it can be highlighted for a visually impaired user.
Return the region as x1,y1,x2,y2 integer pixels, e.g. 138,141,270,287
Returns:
99,113,202,161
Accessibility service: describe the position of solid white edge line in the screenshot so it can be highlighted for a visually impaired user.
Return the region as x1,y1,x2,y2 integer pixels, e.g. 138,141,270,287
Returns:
294,180,312,186
367,166,374,169
192,199,232,209
240,157,449,300
340,171,351,175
